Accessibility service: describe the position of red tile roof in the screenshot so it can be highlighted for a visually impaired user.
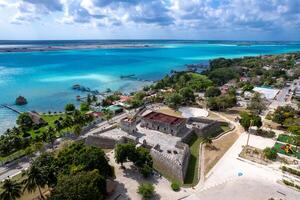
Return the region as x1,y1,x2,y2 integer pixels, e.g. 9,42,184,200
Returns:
143,112,185,125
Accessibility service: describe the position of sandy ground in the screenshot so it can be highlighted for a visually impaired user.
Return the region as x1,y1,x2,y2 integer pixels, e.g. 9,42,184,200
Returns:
106,150,193,200
179,107,209,118
203,128,240,175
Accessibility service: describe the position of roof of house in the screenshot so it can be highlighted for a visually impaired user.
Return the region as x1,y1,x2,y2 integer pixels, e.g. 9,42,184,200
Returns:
143,111,185,126
119,95,131,103
106,105,123,112
28,111,45,125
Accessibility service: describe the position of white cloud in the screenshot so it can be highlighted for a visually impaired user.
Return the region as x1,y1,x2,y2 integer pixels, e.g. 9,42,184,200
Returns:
1,0,300,39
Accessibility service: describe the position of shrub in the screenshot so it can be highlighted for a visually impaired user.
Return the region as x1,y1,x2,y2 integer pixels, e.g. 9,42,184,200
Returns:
282,179,294,187
140,164,152,178
256,129,275,138
281,166,300,177
263,147,277,160
137,183,154,199
171,181,180,191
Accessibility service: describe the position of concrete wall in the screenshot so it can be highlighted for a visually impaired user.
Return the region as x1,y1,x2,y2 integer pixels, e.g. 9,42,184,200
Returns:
150,142,190,183
120,119,137,134
85,135,117,149
187,117,225,138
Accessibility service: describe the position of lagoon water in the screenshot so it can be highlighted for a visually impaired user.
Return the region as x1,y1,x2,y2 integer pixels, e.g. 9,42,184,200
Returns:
1,40,300,133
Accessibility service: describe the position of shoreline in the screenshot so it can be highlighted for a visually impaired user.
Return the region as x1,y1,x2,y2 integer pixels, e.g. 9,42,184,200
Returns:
0,44,161,53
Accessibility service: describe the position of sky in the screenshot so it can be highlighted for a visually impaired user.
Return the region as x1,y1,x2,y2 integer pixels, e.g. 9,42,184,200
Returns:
0,0,299,41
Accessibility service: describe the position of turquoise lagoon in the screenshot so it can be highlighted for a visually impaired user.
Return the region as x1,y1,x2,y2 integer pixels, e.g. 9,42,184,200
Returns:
1,40,300,133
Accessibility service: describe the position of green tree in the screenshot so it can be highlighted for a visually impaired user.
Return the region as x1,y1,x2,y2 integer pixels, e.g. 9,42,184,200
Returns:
16,113,33,130
205,86,221,97
292,135,300,151
239,112,252,131
46,127,57,149
80,102,89,112
65,104,75,113
48,170,106,200
114,143,136,167
32,153,58,187
0,179,22,200
22,165,47,199
73,125,82,137
247,92,266,114
263,147,277,160
179,87,195,103
56,142,112,178
242,83,254,92
165,93,183,110
272,106,295,126
137,183,155,199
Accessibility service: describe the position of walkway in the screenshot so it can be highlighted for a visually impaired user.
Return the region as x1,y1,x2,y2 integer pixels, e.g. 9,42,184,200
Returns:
0,104,21,114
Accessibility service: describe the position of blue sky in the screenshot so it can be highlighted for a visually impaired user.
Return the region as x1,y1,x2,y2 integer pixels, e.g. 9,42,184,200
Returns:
0,0,299,41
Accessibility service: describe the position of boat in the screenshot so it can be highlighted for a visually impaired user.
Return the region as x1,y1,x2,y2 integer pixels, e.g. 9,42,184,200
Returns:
120,74,135,79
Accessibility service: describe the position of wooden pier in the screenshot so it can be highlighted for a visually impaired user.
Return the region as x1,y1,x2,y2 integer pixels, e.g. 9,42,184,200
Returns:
0,104,22,114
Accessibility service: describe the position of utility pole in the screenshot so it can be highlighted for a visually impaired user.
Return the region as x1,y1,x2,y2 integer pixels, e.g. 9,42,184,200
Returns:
246,119,253,147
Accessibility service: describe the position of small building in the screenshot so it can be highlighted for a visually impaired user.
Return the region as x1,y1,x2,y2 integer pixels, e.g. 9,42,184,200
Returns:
220,84,229,95
86,111,102,118
28,111,46,125
120,117,137,134
141,111,186,136
106,105,123,114
239,76,249,82
253,86,280,100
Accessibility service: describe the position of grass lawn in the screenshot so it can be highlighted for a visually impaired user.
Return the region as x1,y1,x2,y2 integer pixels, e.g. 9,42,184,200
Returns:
277,134,296,145
221,124,231,132
29,114,66,138
273,142,300,159
209,123,230,138
184,134,203,186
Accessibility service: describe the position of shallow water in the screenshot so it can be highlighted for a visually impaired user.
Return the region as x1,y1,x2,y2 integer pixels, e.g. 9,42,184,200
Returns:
1,40,300,133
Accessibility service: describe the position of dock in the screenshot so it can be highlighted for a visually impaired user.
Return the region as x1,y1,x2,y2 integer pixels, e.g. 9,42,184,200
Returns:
0,104,22,114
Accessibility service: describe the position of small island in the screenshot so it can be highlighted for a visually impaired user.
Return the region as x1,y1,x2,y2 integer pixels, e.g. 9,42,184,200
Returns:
15,96,28,105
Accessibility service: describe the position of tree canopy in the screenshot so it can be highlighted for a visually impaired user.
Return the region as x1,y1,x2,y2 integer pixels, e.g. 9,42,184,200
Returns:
49,170,106,200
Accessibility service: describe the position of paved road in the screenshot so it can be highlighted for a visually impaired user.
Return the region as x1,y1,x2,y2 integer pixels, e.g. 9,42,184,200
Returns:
0,156,31,180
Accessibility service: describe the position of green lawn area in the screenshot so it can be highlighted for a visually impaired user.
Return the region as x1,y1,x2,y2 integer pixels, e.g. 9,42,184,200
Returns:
0,149,27,164
209,123,230,138
221,124,231,132
184,134,203,186
29,114,66,138
273,142,300,159
277,134,296,145
1,114,67,164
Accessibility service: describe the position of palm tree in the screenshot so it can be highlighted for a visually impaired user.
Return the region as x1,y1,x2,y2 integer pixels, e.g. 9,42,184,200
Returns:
202,137,213,147
0,179,22,200
46,127,57,149
22,165,46,199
